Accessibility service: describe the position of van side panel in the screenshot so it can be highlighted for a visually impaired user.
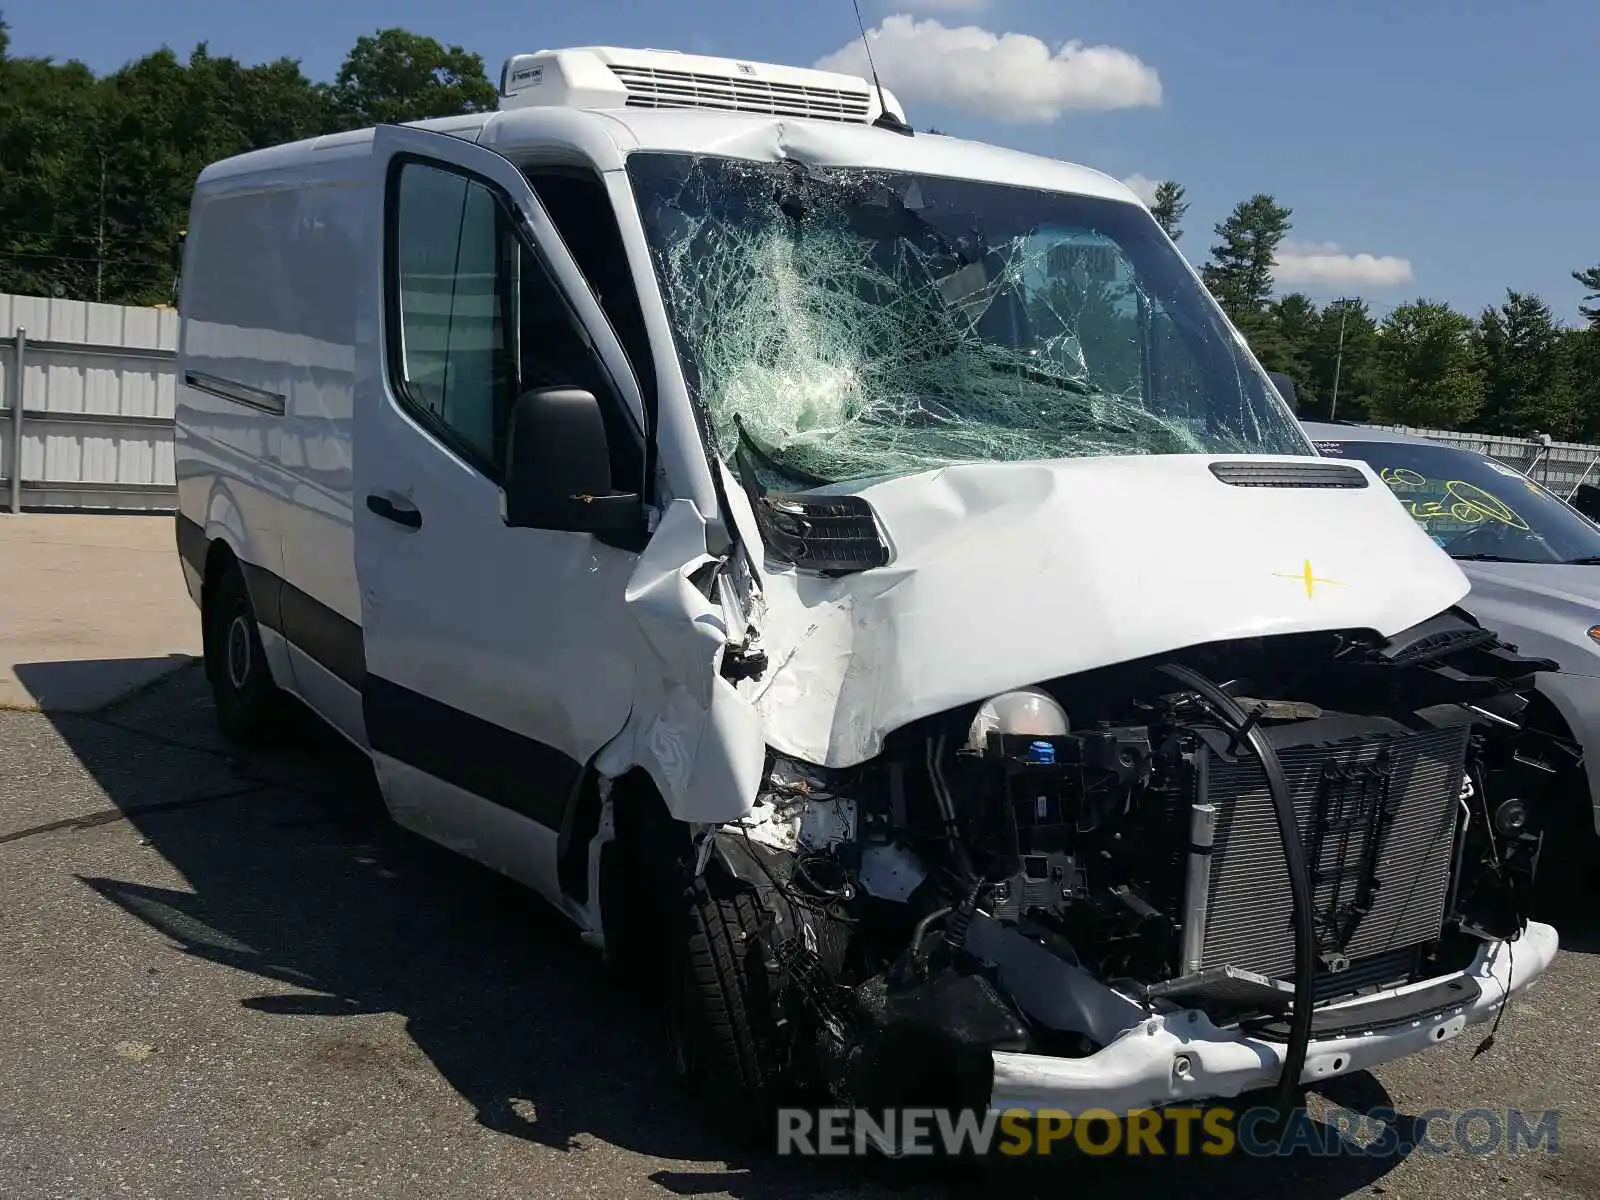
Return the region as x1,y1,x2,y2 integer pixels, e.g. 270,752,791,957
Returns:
176,179,294,685
176,144,371,743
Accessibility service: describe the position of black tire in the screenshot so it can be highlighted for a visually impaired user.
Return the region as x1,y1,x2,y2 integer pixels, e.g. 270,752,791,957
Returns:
610,796,786,1148
667,864,785,1148
205,562,284,745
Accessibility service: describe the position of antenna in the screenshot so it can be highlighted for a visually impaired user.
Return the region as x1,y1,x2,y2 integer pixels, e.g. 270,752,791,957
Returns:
851,0,914,136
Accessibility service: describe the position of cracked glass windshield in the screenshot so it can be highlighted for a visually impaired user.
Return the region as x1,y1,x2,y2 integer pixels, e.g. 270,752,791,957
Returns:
627,152,1309,490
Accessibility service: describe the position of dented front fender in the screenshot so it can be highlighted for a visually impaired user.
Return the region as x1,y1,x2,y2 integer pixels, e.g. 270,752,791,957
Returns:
596,498,767,823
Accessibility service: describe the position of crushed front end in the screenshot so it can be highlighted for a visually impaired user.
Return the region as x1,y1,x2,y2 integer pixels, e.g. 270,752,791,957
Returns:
708,611,1561,1122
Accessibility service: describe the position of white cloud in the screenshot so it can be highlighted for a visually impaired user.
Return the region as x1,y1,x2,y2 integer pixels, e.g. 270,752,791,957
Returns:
815,15,1162,123
1121,174,1161,206
1274,240,1414,289
889,0,992,11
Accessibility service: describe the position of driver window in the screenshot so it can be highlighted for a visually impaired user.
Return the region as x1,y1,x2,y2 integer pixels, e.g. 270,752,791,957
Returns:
391,163,514,473
387,160,639,489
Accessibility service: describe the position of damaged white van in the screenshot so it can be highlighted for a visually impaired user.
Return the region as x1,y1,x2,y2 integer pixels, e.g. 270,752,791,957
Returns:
174,45,1559,1145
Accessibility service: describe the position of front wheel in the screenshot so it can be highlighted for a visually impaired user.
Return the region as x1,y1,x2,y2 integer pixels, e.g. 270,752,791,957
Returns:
666,865,786,1148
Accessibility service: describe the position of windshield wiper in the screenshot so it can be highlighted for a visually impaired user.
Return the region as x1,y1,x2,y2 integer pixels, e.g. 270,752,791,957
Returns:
731,415,831,491
975,346,1095,395
1450,553,1532,563
1561,555,1600,565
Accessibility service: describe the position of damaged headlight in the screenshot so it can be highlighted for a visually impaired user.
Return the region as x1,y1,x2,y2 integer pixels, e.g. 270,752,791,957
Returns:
966,687,1071,751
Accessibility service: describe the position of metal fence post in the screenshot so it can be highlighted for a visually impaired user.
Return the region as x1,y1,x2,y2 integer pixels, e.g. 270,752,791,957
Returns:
7,327,23,514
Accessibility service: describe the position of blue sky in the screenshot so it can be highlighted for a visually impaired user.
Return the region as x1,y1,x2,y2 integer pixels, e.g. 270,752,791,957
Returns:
11,0,1597,323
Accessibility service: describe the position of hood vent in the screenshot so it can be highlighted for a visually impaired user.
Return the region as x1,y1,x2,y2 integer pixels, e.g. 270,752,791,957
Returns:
1209,461,1368,489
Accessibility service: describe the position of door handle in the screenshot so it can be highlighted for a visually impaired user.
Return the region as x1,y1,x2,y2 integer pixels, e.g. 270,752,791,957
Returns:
366,493,422,530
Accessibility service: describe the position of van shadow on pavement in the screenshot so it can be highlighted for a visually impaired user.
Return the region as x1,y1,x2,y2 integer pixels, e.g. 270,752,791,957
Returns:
48,663,1426,1198
7,653,194,713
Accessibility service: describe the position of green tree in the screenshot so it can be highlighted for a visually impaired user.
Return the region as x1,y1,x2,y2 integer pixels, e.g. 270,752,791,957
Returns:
1202,194,1292,321
328,29,496,128
1368,299,1484,428
1264,291,1318,392
0,22,506,305
1475,290,1573,437
1303,298,1379,421
0,26,101,298
1575,263,1600,326
1564,265,1600,437
85,46,331,305
1557,328,1600,439
1149,180,1188,242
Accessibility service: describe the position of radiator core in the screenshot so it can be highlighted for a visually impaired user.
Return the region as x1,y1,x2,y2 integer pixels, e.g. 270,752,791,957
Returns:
1193,720,1469,982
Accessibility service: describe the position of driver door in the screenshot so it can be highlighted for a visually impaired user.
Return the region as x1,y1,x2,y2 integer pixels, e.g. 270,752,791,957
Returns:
355,124,649,903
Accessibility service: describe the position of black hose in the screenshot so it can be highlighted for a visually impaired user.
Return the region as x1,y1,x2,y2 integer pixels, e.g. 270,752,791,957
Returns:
1158,661,1316,1124
910,906,954,977
944,878,985,953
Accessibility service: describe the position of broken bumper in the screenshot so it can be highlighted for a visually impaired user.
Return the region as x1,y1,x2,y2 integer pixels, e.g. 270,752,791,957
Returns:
989,920,1558,1116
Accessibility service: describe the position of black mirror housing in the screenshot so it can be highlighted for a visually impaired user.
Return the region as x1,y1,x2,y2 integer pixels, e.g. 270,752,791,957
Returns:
502,387,646,549
1570,483,1600,524
1267,371,1299,413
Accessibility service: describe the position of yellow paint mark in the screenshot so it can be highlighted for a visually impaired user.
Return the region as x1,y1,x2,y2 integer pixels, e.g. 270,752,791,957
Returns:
1273,559,1347,598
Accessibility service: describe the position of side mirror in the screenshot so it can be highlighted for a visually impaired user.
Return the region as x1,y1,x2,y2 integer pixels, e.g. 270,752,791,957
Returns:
502,387,647,550
1570,483,1600,524
1267,371,1298,413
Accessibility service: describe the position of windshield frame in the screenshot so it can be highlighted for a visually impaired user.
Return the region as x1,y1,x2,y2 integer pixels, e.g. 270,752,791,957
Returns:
1316,436,1600,565
624,150,1312,491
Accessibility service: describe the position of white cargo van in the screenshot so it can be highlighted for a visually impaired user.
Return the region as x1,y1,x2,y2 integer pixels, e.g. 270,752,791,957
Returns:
175,45,1559,1145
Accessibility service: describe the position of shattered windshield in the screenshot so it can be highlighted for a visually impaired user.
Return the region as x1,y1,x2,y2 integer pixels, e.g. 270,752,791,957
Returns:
627,152,1309,490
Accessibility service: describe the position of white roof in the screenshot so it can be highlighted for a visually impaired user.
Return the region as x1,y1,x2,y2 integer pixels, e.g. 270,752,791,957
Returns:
197,105,1141,208
504,106,1139,201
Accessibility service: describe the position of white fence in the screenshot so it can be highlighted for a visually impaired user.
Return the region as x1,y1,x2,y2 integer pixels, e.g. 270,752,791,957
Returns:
0,292,180,512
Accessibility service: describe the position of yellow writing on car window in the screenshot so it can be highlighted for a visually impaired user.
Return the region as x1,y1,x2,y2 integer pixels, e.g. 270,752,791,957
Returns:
1380,467,1427,491
1378,468,1530,532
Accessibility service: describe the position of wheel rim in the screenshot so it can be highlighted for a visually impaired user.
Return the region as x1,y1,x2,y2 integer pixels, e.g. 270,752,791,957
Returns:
225,611,253,691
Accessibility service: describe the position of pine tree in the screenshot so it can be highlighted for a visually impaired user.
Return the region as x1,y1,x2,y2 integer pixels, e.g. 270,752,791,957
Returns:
1476,290,1572,436
1202,194,1293,321
1149,181,1188,241
1575,263,1600,326
1369,300,1485,428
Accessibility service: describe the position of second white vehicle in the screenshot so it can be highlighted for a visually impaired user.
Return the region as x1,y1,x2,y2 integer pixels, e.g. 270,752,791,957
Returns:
173,45,1558,1146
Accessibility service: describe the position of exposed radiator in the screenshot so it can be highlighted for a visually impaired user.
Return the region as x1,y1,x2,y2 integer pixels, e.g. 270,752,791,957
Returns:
1194,721,1469,982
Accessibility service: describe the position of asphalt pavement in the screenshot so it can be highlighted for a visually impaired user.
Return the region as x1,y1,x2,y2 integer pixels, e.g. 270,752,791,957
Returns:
0,663,1596,1200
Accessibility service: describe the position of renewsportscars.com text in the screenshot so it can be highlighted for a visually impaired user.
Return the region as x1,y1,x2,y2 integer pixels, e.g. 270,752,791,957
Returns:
777,1106,1561,1158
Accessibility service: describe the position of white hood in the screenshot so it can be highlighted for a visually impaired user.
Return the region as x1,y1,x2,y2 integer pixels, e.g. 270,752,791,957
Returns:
723,454,1471,767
